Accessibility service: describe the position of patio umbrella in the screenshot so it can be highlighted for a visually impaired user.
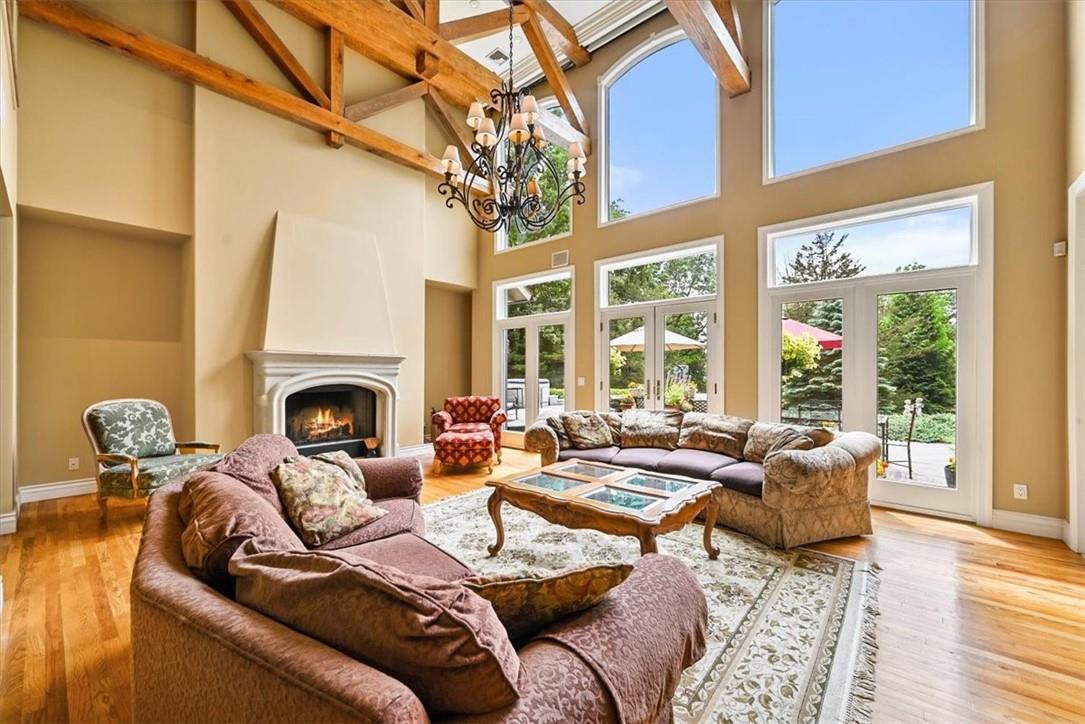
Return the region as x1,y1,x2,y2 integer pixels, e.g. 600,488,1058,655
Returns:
609,326,704,352
782,319,842,350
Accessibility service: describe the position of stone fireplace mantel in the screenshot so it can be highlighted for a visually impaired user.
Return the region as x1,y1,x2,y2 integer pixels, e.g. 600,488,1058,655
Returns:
247,350,405,456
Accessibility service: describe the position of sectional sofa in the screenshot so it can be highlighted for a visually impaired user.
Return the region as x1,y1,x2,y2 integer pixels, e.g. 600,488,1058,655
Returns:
525,410,882,549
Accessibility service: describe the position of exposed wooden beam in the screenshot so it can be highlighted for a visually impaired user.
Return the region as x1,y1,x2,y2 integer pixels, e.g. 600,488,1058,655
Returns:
519,0,590,67
423,0,439,33
712,0,743,54
18,0,451,181
399,0,424,23
521,14,588,135
221,0,330,108
663,0,750,97
423,88,476,167
344,80,428,122
325,27,344,147
533,107,590,157
439,6,530,44
268,0,501,109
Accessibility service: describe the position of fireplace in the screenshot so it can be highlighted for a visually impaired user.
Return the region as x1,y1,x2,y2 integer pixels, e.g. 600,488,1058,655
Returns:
284,384,377,457
248,350,404,458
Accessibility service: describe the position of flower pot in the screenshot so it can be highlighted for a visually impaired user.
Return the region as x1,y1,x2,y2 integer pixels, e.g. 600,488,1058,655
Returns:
944,465,957,489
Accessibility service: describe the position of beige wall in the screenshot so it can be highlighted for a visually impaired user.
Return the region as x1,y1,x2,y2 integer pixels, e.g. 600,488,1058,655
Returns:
1071,0,1085,185
472,0,1070,518
17,216,185,486
0,0,17,516
424,283,473,435
17,1,193,236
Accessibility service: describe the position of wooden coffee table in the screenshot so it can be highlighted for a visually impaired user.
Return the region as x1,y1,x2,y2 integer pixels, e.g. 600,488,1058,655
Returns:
485,459,721,558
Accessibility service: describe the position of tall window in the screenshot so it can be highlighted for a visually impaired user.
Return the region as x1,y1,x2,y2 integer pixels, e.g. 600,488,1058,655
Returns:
767,0,978,179
600,29,718,224
501,102,573,250
494,271,573,438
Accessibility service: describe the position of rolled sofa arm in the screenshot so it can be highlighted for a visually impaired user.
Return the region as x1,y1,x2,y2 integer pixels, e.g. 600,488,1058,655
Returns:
524,420,560,466
354,457,424,502
431,410,453,434
762,430,880,510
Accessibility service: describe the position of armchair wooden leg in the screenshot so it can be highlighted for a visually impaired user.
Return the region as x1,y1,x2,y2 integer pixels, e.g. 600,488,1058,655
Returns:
432,458,442,476
98,494,108,522
496,450,502,464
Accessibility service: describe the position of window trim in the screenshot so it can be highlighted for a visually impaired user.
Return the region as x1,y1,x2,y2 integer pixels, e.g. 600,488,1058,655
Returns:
762,0,986,185
756,181,994,523
492,268,576,444
593,235,725,412
597,26,721,228
494,98,576,254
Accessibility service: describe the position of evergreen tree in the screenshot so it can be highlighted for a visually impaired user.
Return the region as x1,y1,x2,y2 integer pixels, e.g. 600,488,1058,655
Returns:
877,288,957,413
779,231,865,284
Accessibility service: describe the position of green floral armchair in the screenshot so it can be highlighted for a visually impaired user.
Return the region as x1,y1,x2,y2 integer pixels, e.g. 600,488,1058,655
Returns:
81,398,222,519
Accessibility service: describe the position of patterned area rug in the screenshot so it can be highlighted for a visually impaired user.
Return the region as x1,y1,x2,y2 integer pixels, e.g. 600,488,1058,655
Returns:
423,489,879,724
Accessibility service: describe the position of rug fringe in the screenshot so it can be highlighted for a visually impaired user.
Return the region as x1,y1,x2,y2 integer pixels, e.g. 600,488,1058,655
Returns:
845,561,881,724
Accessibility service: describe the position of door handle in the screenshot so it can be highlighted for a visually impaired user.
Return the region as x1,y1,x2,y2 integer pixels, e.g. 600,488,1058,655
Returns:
655,379,662,401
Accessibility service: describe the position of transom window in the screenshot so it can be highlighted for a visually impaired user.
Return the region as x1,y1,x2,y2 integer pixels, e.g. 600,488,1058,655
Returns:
496,271,572,319
767,0,979,180
600,29,718,224
600,244,717,307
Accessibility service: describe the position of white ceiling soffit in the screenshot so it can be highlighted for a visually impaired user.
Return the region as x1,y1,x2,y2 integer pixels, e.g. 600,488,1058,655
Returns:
447,0,666,88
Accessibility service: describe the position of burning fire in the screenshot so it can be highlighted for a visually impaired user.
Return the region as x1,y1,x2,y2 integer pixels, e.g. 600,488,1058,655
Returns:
300,406,354,442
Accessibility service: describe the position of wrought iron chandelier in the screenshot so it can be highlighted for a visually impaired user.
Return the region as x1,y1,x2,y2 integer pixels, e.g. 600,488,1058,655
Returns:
437,3,587,233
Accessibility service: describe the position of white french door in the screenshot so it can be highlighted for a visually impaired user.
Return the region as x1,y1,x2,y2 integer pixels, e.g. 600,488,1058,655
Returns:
600,299,720,413
496,313,572,446
764,270,981,518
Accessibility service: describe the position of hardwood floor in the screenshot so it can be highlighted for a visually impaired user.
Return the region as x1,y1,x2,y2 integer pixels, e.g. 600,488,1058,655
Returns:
1,448,1083,723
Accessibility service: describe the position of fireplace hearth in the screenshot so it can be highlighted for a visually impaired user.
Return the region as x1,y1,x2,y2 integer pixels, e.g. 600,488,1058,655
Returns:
285,385,376,456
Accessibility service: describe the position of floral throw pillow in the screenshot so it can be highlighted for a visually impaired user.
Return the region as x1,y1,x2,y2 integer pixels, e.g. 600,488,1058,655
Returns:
463,564,633,644
272,456,385,547
311,450,366,491
561,413,614,450
744,422,833,463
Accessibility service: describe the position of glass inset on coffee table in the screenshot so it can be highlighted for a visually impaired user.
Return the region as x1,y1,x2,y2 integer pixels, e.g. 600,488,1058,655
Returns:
486,460,722,559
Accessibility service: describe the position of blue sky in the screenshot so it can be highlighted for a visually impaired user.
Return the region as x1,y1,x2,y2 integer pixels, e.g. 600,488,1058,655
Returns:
773,205,973,284
607,39,716,216
772,0,972,176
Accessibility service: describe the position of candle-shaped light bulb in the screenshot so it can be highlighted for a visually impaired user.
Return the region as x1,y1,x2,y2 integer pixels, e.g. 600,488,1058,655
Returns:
532,126,546,149
476,117,497,148
466,101,485,130
441,145,462,175
569,141,586,160
508,113,529,144
566,157,586,179
521,95,540,124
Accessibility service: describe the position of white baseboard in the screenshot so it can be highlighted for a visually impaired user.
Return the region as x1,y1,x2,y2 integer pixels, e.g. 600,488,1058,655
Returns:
0,510,15,535
397,443,434,458
17,478,97,505
990,509,1069,541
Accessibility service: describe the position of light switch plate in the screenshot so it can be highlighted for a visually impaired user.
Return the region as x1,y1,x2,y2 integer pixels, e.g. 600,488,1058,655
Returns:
1054,240,1067,257
577,376,586,386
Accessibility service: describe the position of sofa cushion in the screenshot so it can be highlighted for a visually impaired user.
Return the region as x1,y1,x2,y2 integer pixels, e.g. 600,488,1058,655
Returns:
86,399,177,458
657,448,740,479
207,434,298,513
178,471,304,590
344,532,473,582
678,413,754,459
620,409,683,450
710,461,765,498
562,412,614,450
463,564,633,644
272,456,386,547
557,446,620,464
611,447,670,471
743,422,832,464
100,453,221,498
230,546,521,715
316,497,425,549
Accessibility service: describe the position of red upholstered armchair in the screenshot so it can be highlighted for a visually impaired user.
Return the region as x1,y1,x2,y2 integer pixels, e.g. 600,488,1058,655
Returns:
431,396,508,475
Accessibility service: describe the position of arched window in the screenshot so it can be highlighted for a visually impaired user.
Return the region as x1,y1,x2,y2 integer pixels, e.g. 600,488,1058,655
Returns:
600,29,718,225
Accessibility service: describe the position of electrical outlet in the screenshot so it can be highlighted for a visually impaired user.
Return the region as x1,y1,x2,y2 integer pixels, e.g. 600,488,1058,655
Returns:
68,457,80,471
1013,483,1028,500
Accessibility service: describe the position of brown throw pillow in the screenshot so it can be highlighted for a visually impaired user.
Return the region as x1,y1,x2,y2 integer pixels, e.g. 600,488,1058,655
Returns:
620,409,683,450
272,456,386,547
178,471,304,590
546,415,573,449
744,422,831,463
678,413,754,458
562,412,614,450
230,546,521,715
207,434,298,514
463,564,633,644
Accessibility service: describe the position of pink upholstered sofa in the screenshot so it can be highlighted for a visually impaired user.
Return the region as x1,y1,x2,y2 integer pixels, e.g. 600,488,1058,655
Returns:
131,444,707,722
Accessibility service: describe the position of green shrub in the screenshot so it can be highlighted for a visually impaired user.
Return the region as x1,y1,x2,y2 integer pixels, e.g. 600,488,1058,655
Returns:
884,412,956,443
